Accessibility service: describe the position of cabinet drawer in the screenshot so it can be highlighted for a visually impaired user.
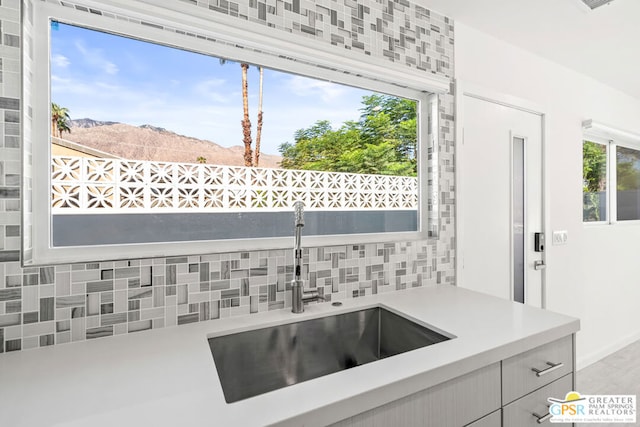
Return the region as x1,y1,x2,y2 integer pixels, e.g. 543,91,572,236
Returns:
331,363,501,427
503,373,573,427
464,409,501,427
502,335,573,404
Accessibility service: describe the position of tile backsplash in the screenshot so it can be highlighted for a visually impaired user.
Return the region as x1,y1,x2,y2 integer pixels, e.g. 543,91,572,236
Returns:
0,0,455,353
1,242,448,351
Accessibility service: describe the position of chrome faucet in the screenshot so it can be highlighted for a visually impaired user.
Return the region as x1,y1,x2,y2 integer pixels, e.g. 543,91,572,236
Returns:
291,201,325,313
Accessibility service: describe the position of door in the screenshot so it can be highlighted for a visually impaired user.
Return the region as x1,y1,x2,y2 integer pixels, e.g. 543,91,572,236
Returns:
459,94,544,307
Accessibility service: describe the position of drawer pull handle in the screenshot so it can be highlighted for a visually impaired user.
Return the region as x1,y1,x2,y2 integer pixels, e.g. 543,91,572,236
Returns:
532,411,552,424
531,361,564,377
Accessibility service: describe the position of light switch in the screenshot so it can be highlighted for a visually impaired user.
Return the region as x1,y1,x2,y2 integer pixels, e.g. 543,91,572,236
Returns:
552,230,568,245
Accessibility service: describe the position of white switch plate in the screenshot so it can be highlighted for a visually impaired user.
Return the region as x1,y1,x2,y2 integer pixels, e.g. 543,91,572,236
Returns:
552,230,568,245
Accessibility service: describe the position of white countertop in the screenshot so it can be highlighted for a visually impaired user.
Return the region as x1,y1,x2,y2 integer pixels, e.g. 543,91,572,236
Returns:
0,285,579,427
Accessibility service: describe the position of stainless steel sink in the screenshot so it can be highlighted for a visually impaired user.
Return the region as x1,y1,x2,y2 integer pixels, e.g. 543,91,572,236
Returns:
208,307,452,403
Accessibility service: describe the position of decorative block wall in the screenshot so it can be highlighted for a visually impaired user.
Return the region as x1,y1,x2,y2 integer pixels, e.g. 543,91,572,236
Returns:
0,0,455,353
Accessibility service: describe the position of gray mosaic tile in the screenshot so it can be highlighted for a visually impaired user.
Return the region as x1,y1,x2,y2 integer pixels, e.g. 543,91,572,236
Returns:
0,97,19,110
23,273,37,286
101,312,126,326
5,225,19,237
177,313,199,325
0,288,20,301
128,319,151,333
56,295,84,308
40,334,54,346
100,303,113,314
6,301,20,312
6,338,20,352
86,280,113,293
0,251,20,262
86,326,113,339
56,320,71,332
39,267,54,284
40,297,54,321
0,187,19,198
23,311,38,324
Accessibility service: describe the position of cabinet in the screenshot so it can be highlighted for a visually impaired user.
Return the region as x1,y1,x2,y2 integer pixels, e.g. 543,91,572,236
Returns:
502,336,575,426
502,335,573,404
330,363,501,427
464,410,501,427
332,335,575,427
503,374,573,426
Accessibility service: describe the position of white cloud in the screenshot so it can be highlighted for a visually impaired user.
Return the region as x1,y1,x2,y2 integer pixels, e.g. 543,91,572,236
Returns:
51,74,72,85
194,78,230,103
104,62,119,75
51,54,70,68
74,40,119,75
287,75,347,103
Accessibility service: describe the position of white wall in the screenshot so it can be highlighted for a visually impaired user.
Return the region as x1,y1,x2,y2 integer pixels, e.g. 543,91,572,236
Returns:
455,22,640,369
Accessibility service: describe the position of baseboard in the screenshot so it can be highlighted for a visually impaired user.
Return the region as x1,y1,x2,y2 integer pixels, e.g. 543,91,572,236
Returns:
576,330,640,371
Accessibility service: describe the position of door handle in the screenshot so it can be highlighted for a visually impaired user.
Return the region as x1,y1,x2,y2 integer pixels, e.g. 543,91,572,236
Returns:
534,260,546,270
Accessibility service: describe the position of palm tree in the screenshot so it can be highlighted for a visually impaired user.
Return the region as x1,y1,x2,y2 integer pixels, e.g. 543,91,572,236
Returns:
51,103,71,137
219,59,264,167
254,66,264,167
241,62,253,167
196,156,207,164
56,117,71,138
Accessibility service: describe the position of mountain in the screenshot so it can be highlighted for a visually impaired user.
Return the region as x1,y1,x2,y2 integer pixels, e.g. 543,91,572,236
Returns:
70,118,119,128
63,119,282,168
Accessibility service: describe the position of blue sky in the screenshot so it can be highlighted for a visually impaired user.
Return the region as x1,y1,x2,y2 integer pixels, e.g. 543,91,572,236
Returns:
50,22,375,156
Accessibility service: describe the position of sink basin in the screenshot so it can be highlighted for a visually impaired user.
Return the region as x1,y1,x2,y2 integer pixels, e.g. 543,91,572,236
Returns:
208,307,452,403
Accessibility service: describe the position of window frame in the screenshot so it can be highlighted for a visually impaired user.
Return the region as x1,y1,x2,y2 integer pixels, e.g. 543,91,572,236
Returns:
582,136,611,225
28,1,449,265
583,120,640,226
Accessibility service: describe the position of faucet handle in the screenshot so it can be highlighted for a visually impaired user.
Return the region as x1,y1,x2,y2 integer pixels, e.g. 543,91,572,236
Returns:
301,289,328,304
316,288,330,301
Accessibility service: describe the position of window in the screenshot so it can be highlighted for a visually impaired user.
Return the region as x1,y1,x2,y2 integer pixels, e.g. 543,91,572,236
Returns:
583,121,640,224
616,146,640,220
28,2,448,265
582,140,608,222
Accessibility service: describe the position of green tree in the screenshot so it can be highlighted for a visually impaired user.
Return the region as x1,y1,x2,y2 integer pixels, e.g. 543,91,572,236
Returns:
279,95,417,176
56,117,71,138
583,141,606,192
279,120,362,171
51,103,71,138
360,94,417,161
616,147,640,191
582,140,607,221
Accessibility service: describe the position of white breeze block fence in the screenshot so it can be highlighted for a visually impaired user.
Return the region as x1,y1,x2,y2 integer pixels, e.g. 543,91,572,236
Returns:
51,156,418,214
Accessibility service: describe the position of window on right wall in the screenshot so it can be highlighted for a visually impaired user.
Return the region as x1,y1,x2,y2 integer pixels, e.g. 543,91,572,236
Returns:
616,146,640,221
583,139,608,223
583,121,640,223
